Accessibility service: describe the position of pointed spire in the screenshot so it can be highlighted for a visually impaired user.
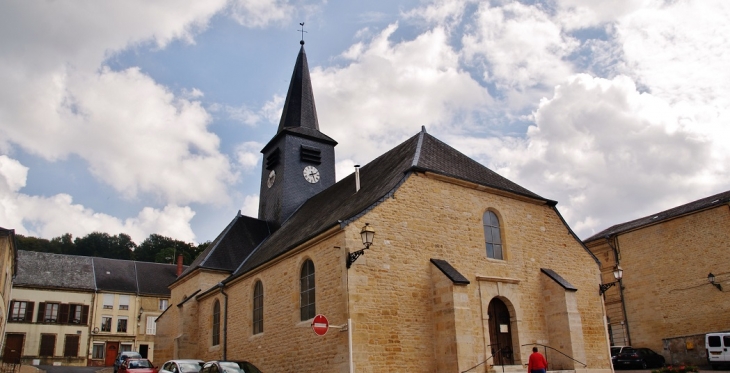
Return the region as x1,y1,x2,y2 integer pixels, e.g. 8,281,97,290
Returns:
277,44,320,132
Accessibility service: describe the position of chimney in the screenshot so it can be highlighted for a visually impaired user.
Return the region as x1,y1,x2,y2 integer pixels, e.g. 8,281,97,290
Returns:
176,254,184,276
355,165,361,192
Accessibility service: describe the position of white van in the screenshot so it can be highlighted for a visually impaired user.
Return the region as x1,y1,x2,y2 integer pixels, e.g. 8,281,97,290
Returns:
706,332,730,369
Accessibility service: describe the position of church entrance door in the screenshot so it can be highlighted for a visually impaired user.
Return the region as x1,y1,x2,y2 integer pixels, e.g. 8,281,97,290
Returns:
488,298,514,365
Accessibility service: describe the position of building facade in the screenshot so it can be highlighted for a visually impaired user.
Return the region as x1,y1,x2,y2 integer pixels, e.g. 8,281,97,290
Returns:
4,250,179,367
584,191,730,366
155,43,614,373
0,227,18,364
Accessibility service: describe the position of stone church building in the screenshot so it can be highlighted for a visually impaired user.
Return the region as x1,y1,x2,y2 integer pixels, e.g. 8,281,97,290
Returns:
154,42,613,373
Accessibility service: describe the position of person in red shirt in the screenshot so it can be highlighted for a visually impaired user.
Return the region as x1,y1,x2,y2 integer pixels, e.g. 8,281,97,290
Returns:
528,347,548,373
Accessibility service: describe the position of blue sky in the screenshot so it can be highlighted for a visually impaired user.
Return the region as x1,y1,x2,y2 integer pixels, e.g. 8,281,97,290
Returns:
1,0,729,244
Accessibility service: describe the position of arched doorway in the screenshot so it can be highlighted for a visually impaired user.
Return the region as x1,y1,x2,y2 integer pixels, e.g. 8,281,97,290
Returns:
488,298,514,365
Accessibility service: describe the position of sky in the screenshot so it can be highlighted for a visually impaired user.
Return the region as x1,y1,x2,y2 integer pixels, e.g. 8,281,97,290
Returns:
1,0,728,245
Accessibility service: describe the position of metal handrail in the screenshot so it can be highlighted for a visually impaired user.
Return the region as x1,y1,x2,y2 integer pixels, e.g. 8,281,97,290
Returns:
461,345,510,373
521,343,588,367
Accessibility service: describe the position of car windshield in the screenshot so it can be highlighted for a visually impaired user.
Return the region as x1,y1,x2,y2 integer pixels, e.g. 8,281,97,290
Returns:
219,362,246,373
179,362,202,372
611,347,621,356
128,360,153,368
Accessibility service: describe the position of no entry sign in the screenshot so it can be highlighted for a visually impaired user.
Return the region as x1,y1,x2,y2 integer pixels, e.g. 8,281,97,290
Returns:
311,314,329,336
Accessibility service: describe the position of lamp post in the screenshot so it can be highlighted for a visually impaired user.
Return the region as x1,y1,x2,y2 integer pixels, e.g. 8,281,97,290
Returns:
599,265,623,295
346,223,375,269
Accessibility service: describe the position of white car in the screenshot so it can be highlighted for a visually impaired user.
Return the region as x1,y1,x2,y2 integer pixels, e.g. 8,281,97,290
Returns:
159,359,205,373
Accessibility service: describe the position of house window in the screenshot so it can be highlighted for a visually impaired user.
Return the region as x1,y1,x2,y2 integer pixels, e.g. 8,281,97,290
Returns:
103,294,114,309
42,303,60,323
117,316,128,333
63,335,79,357
300,259,316,321
120,344,132,352
253,281,264,334
39,334,56,357
101,316,112,332
10,301,33,322
212,300,220,346
119,295,130,310
92,343,105,359
68,304,85,324
159,299,169,310
483,211,504,260
146,316,156,335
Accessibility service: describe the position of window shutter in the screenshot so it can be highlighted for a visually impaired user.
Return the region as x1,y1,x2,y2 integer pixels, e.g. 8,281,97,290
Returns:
7,301,13,319
37,302,46,322
81,305,89,325
59,304,70,324
25,302,34,322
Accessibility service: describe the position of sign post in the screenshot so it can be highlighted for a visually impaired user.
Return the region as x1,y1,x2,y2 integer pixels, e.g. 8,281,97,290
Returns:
311,314,329,336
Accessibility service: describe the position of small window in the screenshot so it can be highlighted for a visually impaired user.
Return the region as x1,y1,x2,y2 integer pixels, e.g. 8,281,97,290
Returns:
725,336,730,348
103,294,114,309
709,336,721,347
117,317,128,333
146,316,157,335
300,259,316,321
101,316,112,332
39,334,56,357
212,300,221,346
483,211,504,260
92,343,104,359
119,295,130,310
63,335,79,357
253,281,264,334
159,299,169,310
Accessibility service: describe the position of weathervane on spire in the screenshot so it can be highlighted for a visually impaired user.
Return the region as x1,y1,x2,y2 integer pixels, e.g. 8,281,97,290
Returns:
298,22,307,45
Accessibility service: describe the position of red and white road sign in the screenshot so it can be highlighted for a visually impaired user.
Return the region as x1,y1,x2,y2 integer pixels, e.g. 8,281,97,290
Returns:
311,314,329,336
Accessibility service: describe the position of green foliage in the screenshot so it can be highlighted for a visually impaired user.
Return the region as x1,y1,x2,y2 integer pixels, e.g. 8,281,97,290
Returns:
15,232,207,265
652,365,699,373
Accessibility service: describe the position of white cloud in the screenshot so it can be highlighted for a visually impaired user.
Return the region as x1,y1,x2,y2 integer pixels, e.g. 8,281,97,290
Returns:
228,0,296,28
0,155,28,194
240,194,260,218
235,142,263,171
313,24,491,164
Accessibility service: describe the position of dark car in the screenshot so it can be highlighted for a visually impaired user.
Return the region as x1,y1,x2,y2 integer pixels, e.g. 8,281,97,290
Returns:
613,347,665,369
115,351,143,373
611,346,630,365
200,361,262,373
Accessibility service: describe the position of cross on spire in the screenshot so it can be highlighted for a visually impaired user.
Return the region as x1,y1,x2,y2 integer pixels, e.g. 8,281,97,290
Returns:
298,22,307,45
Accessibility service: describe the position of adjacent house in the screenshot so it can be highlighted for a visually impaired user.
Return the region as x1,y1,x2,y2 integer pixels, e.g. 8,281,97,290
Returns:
0,227,18,363
4,250,180,367
584,190,730,366
154,42,613,373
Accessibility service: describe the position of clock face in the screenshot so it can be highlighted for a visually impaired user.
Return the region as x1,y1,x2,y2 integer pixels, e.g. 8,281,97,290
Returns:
303,165,320,184
267,170,276,188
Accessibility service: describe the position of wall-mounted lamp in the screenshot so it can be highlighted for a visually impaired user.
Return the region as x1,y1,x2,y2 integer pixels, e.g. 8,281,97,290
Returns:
599,265,623,295
137,307,144,321
346,223,375,269
708,273,722,291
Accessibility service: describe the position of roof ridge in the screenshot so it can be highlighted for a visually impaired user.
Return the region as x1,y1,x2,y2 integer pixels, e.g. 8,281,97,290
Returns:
411,126,427,167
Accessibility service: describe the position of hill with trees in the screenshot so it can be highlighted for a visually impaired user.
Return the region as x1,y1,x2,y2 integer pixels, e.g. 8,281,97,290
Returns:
15,232,209,265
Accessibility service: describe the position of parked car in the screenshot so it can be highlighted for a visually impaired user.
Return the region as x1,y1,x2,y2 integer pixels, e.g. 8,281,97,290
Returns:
200,360,263,373
706,332,730,369
613,347,665,369
610,346,630,365
159,359,204,373
119,358,157,373
115,351,143,373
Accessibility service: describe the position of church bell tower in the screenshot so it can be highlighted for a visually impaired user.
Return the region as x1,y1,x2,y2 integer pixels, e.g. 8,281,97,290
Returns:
258,40,337,229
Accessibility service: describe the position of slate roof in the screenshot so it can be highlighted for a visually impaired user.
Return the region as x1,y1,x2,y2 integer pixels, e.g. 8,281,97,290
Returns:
223,128,549,281
430,259,470,285
15,250,180,296
178,213,270,279
541,268,578,291
277,44,320,133
15,250,95,291
584,189,730,243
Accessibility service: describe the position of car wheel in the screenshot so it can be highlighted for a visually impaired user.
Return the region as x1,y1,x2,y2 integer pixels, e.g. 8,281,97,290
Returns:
641,361,647,369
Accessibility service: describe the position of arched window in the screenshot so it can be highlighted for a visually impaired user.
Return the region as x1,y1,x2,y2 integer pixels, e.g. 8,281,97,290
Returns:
253,280,264,334
484,211,503,260
300,259,316,321
212,300,220,346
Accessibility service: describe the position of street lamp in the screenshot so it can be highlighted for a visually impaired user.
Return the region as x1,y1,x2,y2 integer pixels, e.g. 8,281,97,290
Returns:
599,265,623,295
346,223,375,269
708,273,722,291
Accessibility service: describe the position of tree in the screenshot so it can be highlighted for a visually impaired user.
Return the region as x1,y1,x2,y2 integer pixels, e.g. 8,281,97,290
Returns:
135,234,201,265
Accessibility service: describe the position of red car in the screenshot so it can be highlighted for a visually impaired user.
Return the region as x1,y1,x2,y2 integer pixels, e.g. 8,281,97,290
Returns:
119,358,158,373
